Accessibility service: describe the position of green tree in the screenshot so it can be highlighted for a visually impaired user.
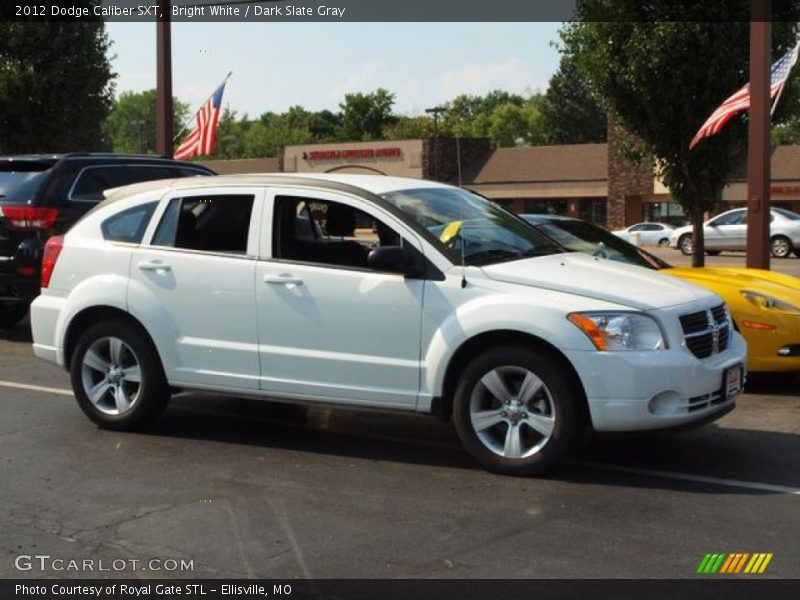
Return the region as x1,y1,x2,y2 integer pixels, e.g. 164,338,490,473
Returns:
771,77,800,145
443,90,525,138
0,17,115,153
488,101,548,147
383,115,435,139
213,107,251,159
105,89,189,154
340,88,397,140
541,53,607,144
561,2,799,266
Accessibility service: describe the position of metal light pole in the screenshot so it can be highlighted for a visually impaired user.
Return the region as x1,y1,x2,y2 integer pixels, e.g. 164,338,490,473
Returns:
746,0,771,269
156,0,173,157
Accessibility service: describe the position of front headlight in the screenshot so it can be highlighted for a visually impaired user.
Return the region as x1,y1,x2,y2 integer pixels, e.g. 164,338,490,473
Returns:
568,312,665,351
741,290,800,315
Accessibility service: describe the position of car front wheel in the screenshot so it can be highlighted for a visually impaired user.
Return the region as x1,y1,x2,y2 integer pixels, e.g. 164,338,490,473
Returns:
452,346,581,476
678,234,693,256
770,235,793,259
70,320,170,431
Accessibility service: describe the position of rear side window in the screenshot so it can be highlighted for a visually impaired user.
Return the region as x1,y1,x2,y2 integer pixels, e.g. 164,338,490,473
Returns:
0,160,55,204
101,202,157,244
71,166,174,202
152,194,254,255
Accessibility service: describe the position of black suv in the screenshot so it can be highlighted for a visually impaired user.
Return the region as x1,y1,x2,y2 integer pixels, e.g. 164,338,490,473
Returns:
0,154,215,328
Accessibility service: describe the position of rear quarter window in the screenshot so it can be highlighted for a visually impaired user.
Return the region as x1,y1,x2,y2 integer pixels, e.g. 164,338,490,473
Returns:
71,166,174,202
0,161,55,204
101,202,157,244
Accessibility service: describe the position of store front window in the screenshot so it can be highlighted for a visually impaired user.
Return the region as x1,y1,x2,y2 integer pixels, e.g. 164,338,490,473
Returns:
579,199,606,225
644,201,687,226
524,199,567,216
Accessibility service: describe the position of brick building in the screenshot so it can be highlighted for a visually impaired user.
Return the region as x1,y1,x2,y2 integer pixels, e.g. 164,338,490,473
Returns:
203,139,800,229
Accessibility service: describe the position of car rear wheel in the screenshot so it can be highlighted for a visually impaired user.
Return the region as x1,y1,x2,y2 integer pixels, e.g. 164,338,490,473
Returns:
658,238,670,246
0,301,29,329
70,320,170,431
452,346,581,476
678,234,693,255
770,235,793,259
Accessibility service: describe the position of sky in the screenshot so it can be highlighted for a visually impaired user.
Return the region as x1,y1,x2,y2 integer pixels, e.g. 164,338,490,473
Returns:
105,22,564,118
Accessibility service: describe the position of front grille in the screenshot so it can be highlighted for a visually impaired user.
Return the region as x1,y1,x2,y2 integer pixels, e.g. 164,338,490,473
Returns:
680,304,730,359
679,310,709,334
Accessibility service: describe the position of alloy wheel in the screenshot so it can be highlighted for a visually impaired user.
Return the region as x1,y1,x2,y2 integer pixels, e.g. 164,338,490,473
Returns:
771,237,791,258
80,336,142,416
469,366,556,459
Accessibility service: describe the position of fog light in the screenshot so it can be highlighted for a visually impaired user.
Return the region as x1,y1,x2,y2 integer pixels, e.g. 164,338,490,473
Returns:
648,391,682,416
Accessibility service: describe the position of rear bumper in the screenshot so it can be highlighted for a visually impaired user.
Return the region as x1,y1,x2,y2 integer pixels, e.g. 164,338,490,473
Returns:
0,271,40,301
30,293,67,368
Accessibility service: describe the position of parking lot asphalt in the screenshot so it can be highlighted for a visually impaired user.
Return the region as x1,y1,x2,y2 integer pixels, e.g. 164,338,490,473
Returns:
2,259,799,579
649,246,800,276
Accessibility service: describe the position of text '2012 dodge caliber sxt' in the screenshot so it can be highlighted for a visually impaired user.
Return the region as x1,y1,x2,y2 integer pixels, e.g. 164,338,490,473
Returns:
30,174,746,475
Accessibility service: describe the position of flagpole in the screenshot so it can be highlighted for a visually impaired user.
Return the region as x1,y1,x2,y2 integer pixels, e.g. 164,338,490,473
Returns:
172,71,233,144
770,42,799,117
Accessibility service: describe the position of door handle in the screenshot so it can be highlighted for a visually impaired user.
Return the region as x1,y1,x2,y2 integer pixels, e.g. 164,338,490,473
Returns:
138,260,172,272
264,274,303,286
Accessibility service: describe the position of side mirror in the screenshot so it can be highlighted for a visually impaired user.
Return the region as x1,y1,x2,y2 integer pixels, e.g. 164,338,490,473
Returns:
367,245,411,274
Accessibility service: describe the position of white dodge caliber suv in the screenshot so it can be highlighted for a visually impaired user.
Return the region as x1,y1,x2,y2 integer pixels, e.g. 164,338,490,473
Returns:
30,174,746,475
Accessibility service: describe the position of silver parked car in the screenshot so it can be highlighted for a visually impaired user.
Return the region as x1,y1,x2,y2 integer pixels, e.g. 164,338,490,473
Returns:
612,222,675,246
669,207,800,258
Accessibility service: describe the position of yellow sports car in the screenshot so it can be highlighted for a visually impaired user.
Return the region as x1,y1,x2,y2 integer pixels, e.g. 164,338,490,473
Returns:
520,215,800,372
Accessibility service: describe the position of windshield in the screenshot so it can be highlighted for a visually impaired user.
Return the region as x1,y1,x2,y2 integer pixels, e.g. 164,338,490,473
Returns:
382,187,563,266
774,207,800,220
0,160,55,204
527,218,671,270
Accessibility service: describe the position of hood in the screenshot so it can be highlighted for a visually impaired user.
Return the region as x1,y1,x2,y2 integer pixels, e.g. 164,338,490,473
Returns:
664,267,800,301
481,252,716,310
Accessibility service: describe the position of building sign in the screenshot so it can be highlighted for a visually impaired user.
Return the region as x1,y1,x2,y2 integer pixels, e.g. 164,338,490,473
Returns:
771,184,800,195
303,148,402,161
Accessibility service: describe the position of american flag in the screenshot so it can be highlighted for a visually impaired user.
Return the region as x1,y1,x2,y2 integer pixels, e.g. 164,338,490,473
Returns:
690,43,799,150
174,79,228,160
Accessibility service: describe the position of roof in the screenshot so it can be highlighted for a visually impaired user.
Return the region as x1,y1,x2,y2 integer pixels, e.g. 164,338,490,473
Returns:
103,173,453,202
465,144,608,184
771,145,800,180
199,157,280,175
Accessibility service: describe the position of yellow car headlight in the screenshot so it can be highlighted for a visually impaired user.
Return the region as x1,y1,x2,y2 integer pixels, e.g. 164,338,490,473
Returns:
741,290,800,315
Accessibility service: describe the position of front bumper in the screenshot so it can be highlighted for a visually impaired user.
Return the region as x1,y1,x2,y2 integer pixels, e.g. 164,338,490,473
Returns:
563,331,747,432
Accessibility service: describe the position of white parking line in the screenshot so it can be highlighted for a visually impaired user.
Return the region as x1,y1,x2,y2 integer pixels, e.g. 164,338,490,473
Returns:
2,378,798,495
0,379,73,396
574,461,800,496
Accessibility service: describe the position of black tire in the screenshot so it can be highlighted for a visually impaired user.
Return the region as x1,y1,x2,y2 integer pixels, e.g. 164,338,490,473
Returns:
678,234,693,256
70,320,169,431
452,345,581,476
770,235,793,259
706,250,721,256
0,301,29,329
658,238,670,246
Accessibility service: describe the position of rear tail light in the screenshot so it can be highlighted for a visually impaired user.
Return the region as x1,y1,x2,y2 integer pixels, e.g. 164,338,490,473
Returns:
0,206,59,230
41,235,64,289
